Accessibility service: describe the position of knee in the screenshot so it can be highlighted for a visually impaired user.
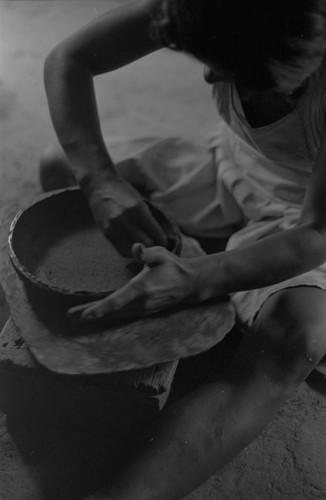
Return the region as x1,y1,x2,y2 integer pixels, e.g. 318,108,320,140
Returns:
253,289,326,380
39,145,76,192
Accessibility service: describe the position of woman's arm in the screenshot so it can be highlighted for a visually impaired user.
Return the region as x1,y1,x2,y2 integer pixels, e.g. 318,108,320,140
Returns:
44,0,167,255
197,221,326,297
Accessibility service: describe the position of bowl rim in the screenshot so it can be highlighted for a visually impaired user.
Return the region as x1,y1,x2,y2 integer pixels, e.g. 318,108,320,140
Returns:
8,188,182,299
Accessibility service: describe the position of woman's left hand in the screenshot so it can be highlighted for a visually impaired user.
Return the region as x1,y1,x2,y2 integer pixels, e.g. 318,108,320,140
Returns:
68,243,203,322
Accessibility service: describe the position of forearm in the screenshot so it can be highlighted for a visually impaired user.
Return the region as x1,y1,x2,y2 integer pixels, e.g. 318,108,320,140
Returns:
196,223,326,298
44,50,115,187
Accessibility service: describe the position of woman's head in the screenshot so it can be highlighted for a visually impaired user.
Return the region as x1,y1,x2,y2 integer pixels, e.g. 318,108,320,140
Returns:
152,0,326,94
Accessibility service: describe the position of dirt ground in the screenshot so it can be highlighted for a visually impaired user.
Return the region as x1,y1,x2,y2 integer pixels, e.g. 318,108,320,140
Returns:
1,2,326,500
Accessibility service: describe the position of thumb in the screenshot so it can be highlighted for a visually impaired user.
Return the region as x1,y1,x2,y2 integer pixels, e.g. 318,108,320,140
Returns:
132,243,165,267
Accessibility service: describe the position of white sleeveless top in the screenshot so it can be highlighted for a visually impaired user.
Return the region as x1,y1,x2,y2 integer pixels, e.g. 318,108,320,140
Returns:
198,57,326,244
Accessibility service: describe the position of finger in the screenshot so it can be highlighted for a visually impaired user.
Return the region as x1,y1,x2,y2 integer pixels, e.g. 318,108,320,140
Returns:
68,299,104,320
79,271,149,320
81,295,169,321
68,298,117,322
132,242,144,262
122,224,155,249
135,204,168,248
132,243,167,267
108,220,155,256
105,221,135,257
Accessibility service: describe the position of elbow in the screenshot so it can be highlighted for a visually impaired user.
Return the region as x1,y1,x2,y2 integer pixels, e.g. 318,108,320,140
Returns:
44,46,63,71
44,43,91,90
44,45,69,88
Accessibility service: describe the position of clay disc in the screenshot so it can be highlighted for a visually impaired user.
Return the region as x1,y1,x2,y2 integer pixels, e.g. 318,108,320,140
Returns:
0,197,235,375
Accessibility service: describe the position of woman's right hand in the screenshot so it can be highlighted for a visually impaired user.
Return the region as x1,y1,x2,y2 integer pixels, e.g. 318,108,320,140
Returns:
86,175,168,257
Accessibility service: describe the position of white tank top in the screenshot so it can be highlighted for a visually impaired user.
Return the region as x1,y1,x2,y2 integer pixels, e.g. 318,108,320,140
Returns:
212,56,326,210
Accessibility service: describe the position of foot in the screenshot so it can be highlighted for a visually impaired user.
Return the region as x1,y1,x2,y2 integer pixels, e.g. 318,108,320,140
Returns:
39,145,76,192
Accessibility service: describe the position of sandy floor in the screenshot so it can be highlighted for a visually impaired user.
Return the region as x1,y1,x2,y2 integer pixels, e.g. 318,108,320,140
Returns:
2,2,326,500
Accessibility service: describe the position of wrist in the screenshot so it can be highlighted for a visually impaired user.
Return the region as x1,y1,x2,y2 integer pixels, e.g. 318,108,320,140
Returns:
191,254,225,301
64,142,118,193
78,168,118,194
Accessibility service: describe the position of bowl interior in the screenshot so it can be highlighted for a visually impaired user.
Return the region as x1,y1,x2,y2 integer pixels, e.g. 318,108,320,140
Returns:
10,189,181,296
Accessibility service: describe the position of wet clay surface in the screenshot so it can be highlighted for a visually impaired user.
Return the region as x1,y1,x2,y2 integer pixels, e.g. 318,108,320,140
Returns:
34,225,134,292
35,223,135,292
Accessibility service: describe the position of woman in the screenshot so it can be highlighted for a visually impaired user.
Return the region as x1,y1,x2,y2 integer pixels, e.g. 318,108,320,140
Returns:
43,0,326,498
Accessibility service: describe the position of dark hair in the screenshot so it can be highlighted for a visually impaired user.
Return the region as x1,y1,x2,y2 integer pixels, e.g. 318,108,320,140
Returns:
151,0,326,93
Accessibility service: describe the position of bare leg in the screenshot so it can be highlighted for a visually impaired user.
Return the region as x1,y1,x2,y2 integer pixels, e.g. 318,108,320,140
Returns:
88,287,326,500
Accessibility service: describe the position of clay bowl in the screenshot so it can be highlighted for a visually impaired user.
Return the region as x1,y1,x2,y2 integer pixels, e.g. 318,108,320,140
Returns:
8,188,182,306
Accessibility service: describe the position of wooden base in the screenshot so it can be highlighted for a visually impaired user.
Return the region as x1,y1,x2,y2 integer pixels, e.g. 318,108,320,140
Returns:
0,318,178,435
